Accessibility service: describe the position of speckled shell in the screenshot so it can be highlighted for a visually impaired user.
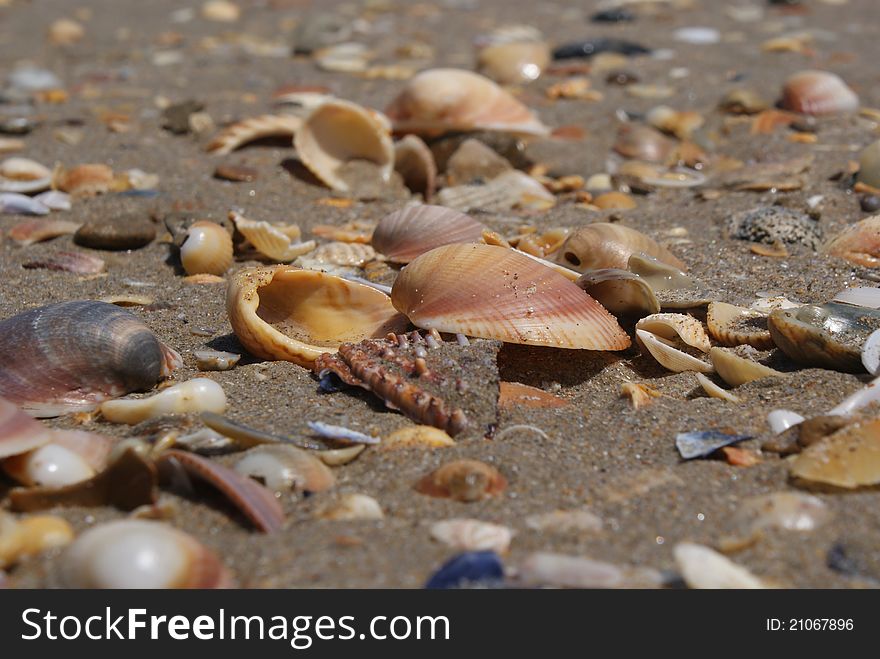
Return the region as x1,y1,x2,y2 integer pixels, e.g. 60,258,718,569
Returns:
294,99,394,192
556,223,687,272
391,243,631,350
0,301,181,417
227,265,409,368
371,205,487,263
780,70,859,116
179,221,233,276
384,68,549,137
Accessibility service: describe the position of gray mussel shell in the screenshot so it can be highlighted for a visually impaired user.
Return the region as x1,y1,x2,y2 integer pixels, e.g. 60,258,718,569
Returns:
0,301,179,417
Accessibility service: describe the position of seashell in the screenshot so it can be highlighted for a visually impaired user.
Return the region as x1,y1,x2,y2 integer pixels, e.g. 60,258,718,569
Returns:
524,508,603,534
767,409,805,435
823,215,880,268
2,430,114,488
445,138,512,186
293,99,393,193
380,425,456,450
767,302,879,371
789,417,880,489
1,192,50,215
673,542,765,589
214,164,258,182
227,265,408,367
201,412,325,451
206,115,302,155
307,421,379,445
430,519,513,553
424,551,505,589
392,243,631,350
673,26,720,45
517,552,662,589
862,329,880,374
230,211,315,262
727,206,822,250
498,381,568,409
0,137,25,154
626,254,710,310
194,349,240,371
613,123,675,162
718,88,769,115
74,216,156,251
0,512,74,569
305,241,377,267
706,302,774,349
201,0,240,22
833,286,880,309
646,106,704,140
0,397,53,459
709,347,783,386
415,459,507,502
0,301,181,417
394,135,437,199
371,205,487,263
780,70,858,116
22,250,106,274
179,221,233,276
635,329,713,373
48,18,85,45
722,492,830,549
856,139,880,189
577,269,659,317
0,157,52,193
100,378,226,424
60,520,233,588
156,449,283,532
676,430,752,460
315,445,365,466
435,170,555,212
384,68,549,137
317,493,383,520
234,444,335,495
593,191,637,210
556,223,686,272
635,313,711,352
314,42,370,73
477,41,551,85
695,372,740,403
750,295,800,314
52,163,115,196
100,294,154,308
620,381,662,409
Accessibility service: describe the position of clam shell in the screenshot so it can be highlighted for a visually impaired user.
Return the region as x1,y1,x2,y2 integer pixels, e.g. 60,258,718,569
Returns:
206,114,302,155
635,329,713,373
227,265,409,367
1,193,50,215
613,123,675,162
230,211,315,262
576,269,659,317
179,221,233,276
477,41,550,85
0,397,53,459
392,243,631,350
445,138,512,186
394,135,437,199
2,430,114,488
317,493,383,520
100,378,227,425
706,302,774,349
415,459,507,502
8,218,81,245
0,301,181,417
635,313,711,352
556,223,686,272
823,215,880,268
0,157,51,193
60,520,233,588
430,518,513,553
709,347,783,387
384,68,549,137
780,70,859,116
22,250,106,274
626,254,712,309
646,106,703,140
52,163,115,197
789,417,880,489
436,170,555,212
371,204,487,263
306,241,378,267
293,99,394,192
234,444,335,494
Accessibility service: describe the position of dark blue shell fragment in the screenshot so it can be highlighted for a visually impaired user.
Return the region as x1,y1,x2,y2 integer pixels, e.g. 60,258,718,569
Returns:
424,551,505,589
553,38,651,60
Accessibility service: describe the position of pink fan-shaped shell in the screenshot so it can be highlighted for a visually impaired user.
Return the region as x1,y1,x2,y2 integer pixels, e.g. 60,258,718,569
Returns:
780,70,859,116
371,205,487,263
391,243,630,350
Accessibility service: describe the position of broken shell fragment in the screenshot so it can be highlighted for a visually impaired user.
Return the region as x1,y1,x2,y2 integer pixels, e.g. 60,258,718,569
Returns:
823,215,880,268
194,349,240,371
392,243,631,350
415,459,507,502
789,417,880,489
0,301,180,417
234,444,335,495
430,519,513,553
22,250,106,275
780,70,859,116
206,114,302,155
60,520,233,588
676,430,752,460
230,211,315,262
179,221,233,276
371,205,487,263
227,265,408,367
52,163,115,197
293,99,394,193
0,397,53,458
435,170,555,212
707,302,774,349
9,218,81,245
317,493,383,520
709,347,783,387
381,425,456,450
2,430,114,488
384,68,549,137
100,378,227,424
635,313,711,353
695,373,740,403
674,542,765,589
394,135,437,199
557,223,686,272
635,329,713,373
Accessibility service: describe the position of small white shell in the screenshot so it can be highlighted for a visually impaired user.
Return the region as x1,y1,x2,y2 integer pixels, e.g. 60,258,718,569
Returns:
767,409,805,434
827,374,880,416
3,442,95,488
430,518,513,553
862,328,880,374
833,287,880,309
317,493,384,520
673,542,765,589
517,553,624,589
524,509,603,534
636,329,714,373
99,378,227,425
179,221,233,276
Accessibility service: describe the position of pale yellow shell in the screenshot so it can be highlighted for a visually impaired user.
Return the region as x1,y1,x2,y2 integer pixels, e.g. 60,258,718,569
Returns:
394,134,437,199
477,41,551,85
206,114,302,155
556,223,687,272
706,302,774,349
709,347,783,387
635,329,713,373
227,265,409,367
180,221,233,276
294,99,394,192
695,372,740,403
635,313,711,353
789,417,880,489
380,425,456,450
231,211,315,262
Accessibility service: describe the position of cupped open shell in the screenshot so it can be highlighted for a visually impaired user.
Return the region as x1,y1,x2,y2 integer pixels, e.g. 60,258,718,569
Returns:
2,429,114,488
227,265,409,367
384,68,549,137
179,221,233,276
635,313,711,352
576,269,659,318
709,347,783,387
0,301,181,417
706,302,774,349
371,204,487,263
780,70,858,116
293,99,394,192
635,329,713,373
556,223,687,272
391,243,630,350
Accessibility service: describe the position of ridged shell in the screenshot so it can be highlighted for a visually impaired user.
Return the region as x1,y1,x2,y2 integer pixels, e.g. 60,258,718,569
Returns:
60,520,233,588
576,269,659,317
179,221,233,276
394,134,437,200
709,347,783,387
780,70,859,116
227,265,409,367
231,211,316,262
206,114,302,155
706,302,774,349
384,68,549,137
415,459,507,502
556,223,687,272
435,170,555,212
391,243,631,350
0,397,53,459
430,518,513,553
789,417,880,489
823,215,880,268
371,205,487,263
293,99,394,192
635,329,713,373
0,301,181,417
635,313,711,352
